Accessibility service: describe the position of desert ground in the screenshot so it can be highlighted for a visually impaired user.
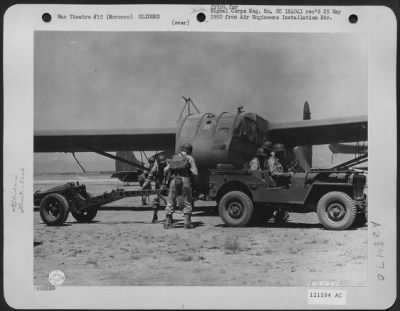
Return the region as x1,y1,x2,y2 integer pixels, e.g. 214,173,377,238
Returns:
34,174,368,287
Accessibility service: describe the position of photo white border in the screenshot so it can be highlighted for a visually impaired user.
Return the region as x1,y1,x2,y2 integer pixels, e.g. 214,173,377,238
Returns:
3,4,397,309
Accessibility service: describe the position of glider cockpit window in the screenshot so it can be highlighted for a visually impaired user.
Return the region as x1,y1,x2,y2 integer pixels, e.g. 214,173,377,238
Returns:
198,114,216,136
237,117,258,143
216,116,234,138
181,118,199,138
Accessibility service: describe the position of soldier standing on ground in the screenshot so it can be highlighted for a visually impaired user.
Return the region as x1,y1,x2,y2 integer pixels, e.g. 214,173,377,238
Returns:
138,171,151,206
142,153,168,223
163,143,198,229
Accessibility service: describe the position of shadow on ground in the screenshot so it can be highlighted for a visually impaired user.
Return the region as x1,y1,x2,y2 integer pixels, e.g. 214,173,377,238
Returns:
215,221,323,229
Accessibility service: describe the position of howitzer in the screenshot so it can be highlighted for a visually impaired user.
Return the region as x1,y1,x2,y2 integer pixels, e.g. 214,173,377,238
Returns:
34,182,166,226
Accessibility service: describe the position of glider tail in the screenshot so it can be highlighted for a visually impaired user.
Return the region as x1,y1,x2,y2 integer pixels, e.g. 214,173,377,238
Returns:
111,151,143,182
290,102,312,171
115,151,141,172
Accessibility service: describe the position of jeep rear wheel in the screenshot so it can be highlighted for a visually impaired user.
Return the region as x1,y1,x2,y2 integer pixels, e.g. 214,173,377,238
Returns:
317,191,357,230
219,191,254,227
39,193,70,226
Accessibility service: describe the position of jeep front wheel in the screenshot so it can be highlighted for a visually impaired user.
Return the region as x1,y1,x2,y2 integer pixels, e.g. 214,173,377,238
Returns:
219,191,254,227
317,191,357,230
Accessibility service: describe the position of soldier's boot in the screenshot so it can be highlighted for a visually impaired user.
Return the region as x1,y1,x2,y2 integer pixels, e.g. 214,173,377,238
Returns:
164,214,173,229
151,210,158,223
184,213,194,229
151,203,159,223
275,209,289,223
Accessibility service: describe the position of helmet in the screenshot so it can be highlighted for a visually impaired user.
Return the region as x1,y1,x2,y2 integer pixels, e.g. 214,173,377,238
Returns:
156,153,167,164
256,147,267,157
179,143,193,155
262,141,273,152
273,143,286,153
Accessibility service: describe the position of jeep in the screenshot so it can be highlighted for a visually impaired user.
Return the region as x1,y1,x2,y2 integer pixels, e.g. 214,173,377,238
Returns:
208,167,367,230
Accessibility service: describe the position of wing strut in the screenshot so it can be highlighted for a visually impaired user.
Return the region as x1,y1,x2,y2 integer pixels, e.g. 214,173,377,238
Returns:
72,152,87,173
80,145,149,171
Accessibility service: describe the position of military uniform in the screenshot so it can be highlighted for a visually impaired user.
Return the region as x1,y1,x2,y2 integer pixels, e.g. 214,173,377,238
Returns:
144,154,168,223
164,145,198,229
138,171,151,205
268,153,284,174
269,144,291,222
249,157,262,171
267,152,292,187
249,147,267,172
261,141,273,172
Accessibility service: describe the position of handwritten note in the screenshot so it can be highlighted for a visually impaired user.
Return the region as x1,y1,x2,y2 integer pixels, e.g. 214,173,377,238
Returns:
10,168,24,213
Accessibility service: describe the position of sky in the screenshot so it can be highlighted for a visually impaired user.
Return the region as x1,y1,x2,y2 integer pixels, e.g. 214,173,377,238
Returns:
34,31,367,173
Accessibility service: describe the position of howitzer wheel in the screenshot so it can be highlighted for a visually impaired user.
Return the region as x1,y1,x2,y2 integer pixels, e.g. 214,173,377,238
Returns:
317,191,357,230
219,191,254,227
39,193,70,226
70,202,98,223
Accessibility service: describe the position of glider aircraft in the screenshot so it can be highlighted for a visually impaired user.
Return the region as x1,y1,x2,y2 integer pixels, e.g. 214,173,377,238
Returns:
34,101,368,194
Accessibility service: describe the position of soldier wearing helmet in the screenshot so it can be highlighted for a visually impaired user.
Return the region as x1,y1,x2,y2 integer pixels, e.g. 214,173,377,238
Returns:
262,140,273,154
249,147,267,171
138,156,155,206
163,143,198,229
138,170,151,206
261,140,274,170
272,143,288,171
142,152,168,223
268,143,292,222
267,143,293,185
180,143,193,155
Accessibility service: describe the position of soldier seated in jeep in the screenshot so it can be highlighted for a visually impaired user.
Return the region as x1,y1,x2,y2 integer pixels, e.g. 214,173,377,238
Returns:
266,143,293,222
267,143,293,187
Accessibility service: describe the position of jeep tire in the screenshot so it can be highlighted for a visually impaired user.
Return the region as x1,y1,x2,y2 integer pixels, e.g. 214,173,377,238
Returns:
39,193,70,226
219,191,254,227
317,191,357,230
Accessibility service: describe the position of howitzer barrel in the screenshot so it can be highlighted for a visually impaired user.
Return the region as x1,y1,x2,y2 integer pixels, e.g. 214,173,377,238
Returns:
86,189,163,207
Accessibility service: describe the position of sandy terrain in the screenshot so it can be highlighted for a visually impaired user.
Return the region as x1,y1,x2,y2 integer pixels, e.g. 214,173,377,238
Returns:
34,176,368,287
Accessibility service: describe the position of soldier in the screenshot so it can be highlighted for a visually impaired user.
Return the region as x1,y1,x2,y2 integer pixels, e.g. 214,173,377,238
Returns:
262,140,273,156
261,140,273,171
164,143,198,229
138,171,151,206
249,148,267,171
142,153,168,223
268,143,292,222
268,143,293,186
